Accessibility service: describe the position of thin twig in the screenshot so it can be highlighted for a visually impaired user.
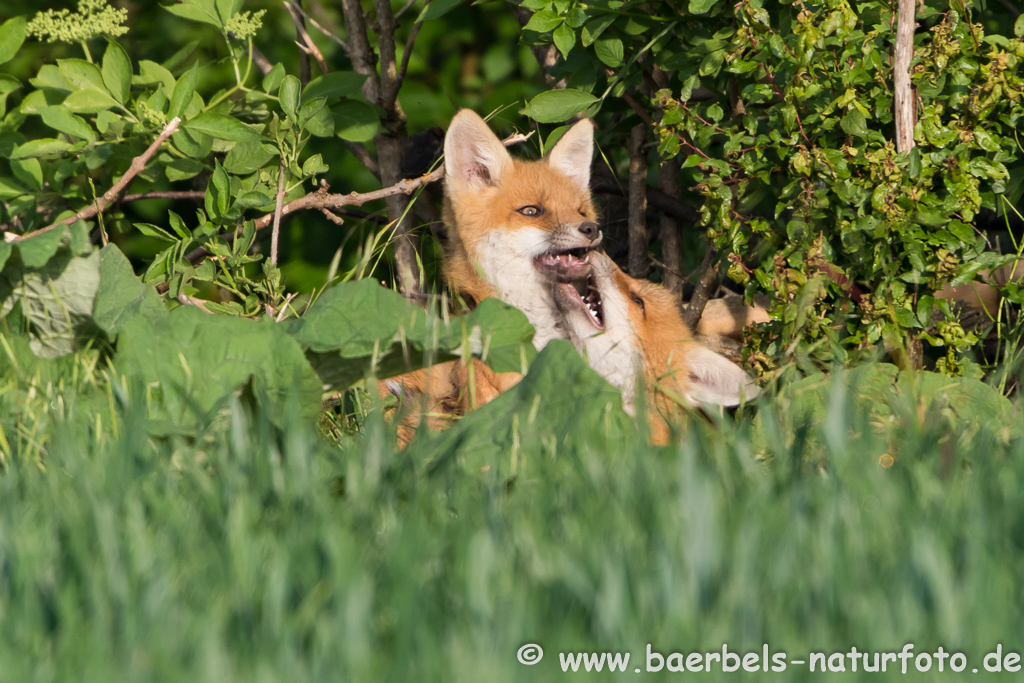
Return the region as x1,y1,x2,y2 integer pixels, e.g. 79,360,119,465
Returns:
397,17,424,85
270,157,287,265
177,293,214,313
8,117,181,243
286,0,350,49
394,0,419,20
180,131,532,266
285,0,329,74
122,190,205,202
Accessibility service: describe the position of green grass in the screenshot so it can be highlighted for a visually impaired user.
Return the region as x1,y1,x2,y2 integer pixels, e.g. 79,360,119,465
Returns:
1,335,1024,681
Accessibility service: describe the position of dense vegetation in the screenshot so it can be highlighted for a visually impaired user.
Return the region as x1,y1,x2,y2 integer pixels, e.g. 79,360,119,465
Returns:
1,0,1023,679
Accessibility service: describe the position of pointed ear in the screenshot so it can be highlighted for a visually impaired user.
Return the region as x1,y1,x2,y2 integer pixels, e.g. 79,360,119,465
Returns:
444,110,513,195
546,118,594,192
684,346,760,407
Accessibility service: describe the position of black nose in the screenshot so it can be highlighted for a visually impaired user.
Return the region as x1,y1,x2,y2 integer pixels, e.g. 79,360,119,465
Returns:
577,221,599,240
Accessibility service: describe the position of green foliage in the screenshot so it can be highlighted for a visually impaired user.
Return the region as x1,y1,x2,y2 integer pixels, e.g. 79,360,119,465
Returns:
518,0,1024,376
2,320,1024,678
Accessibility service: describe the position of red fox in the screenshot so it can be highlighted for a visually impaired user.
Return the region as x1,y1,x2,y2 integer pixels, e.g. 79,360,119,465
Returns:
552,251,759,444
442,109,602,349
379,110,601,445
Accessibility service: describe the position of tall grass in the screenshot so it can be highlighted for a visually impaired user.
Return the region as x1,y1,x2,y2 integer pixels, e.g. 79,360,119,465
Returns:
1,337,1023,681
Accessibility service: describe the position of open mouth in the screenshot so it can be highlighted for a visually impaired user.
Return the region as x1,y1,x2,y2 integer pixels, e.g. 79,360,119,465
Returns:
557,277,604,330
534,246,596,280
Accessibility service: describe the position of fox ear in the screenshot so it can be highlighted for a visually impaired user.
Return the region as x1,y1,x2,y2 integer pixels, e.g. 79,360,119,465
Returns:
444,110,512,193
546,118,594,192
684,345,760,407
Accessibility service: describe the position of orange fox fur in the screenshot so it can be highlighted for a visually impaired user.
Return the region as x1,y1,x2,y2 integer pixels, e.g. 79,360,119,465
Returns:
377,358,519,448
553,252,759,444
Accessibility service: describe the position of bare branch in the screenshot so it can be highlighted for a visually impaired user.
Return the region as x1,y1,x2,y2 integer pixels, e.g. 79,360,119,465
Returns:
398,18,424,85
270,157,287,265
285,0,329,74
894,0,916,153
394,0,419,20
122,190,205,202
177,293,214,314
180,132,532,266
683,245,718,330
659,156,684,296
286,0,349,50
8,117,181,243
343,139,380,178
250,45,274,76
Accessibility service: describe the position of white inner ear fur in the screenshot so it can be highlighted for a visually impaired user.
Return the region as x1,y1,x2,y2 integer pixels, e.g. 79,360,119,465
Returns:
546,119,594,193
683,345,760,407
444,110,513,193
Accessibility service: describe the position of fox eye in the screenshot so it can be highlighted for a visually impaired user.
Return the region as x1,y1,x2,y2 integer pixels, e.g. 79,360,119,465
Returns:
517,205,544,217
630,292,645,315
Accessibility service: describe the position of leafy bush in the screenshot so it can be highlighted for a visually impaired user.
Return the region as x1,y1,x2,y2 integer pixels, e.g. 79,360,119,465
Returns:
516,0,1024,376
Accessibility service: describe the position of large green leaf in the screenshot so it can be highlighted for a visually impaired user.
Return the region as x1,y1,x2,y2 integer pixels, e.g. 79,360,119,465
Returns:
116,308,321,433
521,89,597,123
182,113,260,142
0,16,27,65
283,280,535,391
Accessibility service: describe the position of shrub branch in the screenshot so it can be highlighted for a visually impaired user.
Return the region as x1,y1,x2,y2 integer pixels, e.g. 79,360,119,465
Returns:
7,117,182,243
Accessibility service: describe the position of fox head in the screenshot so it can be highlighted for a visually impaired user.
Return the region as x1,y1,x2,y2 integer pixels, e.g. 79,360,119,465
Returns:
442,110,601,348
553,251,759,441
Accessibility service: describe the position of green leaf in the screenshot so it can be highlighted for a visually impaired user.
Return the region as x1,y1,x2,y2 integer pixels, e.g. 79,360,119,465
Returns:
102,40,132,104
0,177,27,200
164,3,223,28
594,37,623,67
417,0,464,22
216,0,244,23
524,10,562,33
262,63,285,93
223,140,275,175
116,308,322,430
14,226,69,268
182,113,260,142
57,59,107,92
165,157,207,181
0,242,10,271
553,23,576,58
10,138,73,159
301,72,367,101
521,89,597,123
332,100,379,142
169,62,200,119
10,158,42,191
840,109,867,138
63,88,119,113
167,211,191,240
0,246,100,358
137,60,176,94
304,106,335,137
279,75,300,122
1016,13,1024,38
135,223,177,241
689,0,720,13
92,245,166,335
301,153,329,176
0,16,27,66
38,106,96,142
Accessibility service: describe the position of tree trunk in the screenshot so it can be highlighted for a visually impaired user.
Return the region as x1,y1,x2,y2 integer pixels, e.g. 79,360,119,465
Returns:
627,124,649,278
